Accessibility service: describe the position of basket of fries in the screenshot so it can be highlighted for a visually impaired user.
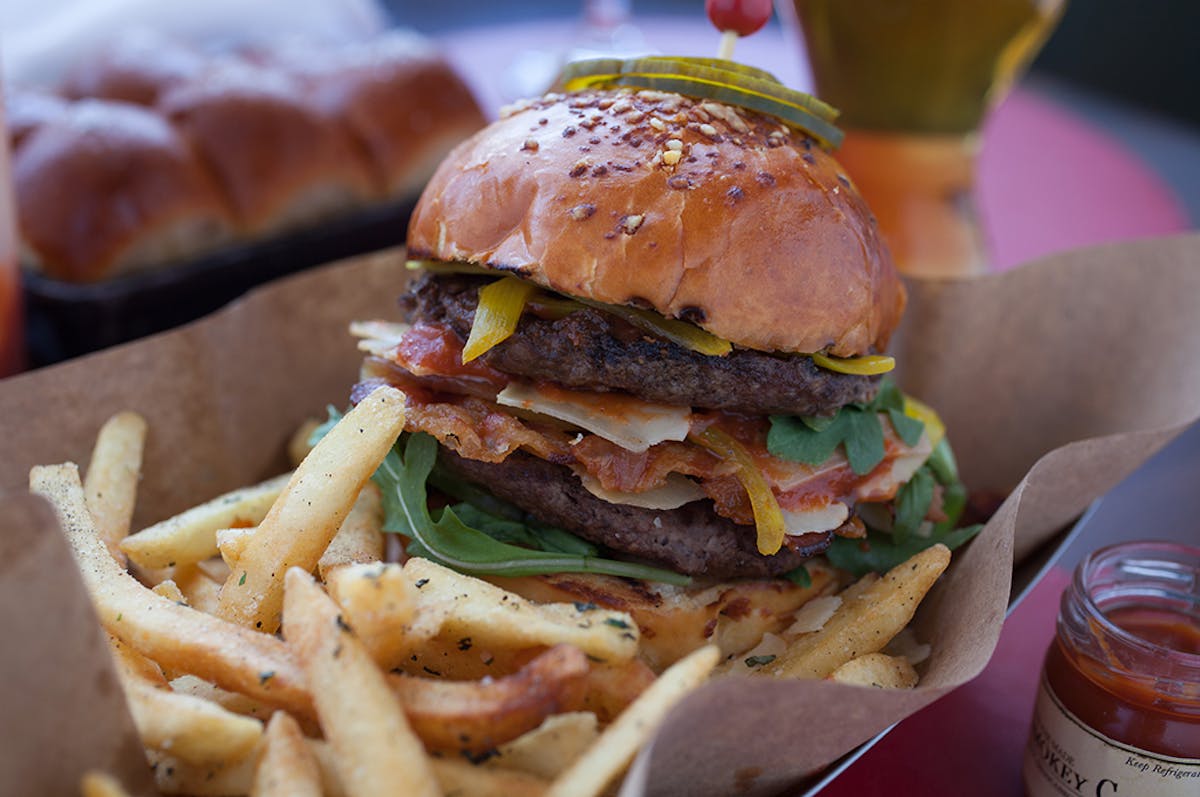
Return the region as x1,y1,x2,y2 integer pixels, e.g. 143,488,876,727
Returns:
3,232,1199,797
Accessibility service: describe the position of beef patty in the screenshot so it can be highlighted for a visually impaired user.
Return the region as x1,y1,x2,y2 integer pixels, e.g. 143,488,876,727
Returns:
403,273,878,417
439,449,830,579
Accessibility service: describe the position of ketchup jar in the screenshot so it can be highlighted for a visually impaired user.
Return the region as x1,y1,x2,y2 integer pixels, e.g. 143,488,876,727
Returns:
1023,541,1200,796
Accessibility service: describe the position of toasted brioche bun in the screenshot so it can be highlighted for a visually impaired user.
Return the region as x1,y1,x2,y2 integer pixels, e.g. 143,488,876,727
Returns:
407,89,904,356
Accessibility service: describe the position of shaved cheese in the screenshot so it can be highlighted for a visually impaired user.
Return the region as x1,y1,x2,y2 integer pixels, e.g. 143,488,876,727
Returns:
576,471,706,509
496,382,690,453
781,502,849,536
785,596,842,636
350,320,412,357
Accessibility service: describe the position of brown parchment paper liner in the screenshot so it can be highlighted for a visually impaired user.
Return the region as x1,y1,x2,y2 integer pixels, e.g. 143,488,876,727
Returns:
2,235,1198,796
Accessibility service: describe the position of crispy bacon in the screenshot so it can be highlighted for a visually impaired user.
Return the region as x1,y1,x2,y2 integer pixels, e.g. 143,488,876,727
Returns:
371,321,930,533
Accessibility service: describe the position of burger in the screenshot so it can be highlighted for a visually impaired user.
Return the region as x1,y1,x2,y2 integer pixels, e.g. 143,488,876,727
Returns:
348,67,976,594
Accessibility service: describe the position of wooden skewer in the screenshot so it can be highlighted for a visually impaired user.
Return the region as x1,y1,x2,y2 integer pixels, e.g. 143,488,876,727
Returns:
717,30,739,60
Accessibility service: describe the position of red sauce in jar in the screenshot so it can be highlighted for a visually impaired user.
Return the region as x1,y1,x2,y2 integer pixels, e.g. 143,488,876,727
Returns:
1024,542,1200,796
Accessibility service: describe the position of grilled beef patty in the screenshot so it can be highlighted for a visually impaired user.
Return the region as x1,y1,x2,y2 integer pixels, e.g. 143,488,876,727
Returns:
403,273,878,417
440,449,830,579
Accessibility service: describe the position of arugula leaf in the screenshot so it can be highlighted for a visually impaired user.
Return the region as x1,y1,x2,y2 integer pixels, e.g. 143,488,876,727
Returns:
767,378,925,477
783,564,812,588
826,523,983,577
892,467,936,542
842,409,886,475
767,414,844,466
927,437,960,485
376,433,691,585
886,408,925,447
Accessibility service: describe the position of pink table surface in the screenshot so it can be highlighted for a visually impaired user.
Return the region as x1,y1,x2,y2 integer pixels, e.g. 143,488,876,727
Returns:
440,17,1191,797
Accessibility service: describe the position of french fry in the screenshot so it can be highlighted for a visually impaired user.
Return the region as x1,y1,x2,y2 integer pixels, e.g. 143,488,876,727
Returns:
325,561,415,667
150,747,260,796
485,712,599,780
430,759,548,797
282,567,439,797
306,740,549,797
218,385,406,633
830,652,919,689
109,635,264,766
498,566,837,671
120,473,289,570
80,771,133,797
546,644,720,797
766,544,951,680
387,644,589,755
251,712,321,797
170,675,278,724
405,558,639,664
84,411,147,565
318,482,384,579
215,526,255,569
29,464,311,720
152,579,187,604
288,418,321,468
579,656,658,723
174,564,223,615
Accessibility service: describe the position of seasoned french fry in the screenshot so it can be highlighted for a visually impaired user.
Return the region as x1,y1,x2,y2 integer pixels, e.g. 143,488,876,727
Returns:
150,747,260,796
831,652,919,689
579,656,658,723
215,526,255,569
84,411,147,565
120,473,289,570
307,739,549,797
766,544,951,680
170,675,277,724
109,634,263,766
288,418,321,468
430,759,548,797
497,566,838,671
29,464,311,720
80,771,132,797
486,712,599,780
282,567,439,797
318,482,384,579
546,644,720,797
325,561,415,667
174,563,223,616
405,558,639,663
152,579,187,604
251,712,321,797
387,644,589,755
218,386,406,633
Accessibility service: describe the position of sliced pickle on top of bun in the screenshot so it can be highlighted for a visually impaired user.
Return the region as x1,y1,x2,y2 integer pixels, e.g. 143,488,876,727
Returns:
557,56,844,148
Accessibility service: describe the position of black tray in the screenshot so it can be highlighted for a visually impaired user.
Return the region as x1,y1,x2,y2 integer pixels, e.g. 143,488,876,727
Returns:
23,198,416,367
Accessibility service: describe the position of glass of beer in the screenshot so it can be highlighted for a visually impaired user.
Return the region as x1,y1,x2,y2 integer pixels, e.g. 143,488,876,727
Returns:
0,88,23,377
784,0,1066,277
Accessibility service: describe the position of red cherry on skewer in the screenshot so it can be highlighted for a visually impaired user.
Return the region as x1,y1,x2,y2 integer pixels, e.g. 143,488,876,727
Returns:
706,0,773,37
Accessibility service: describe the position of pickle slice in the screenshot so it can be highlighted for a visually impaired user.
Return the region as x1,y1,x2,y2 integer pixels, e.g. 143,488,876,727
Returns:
811,352,895,376
558,56,781,89
556,56,844,148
